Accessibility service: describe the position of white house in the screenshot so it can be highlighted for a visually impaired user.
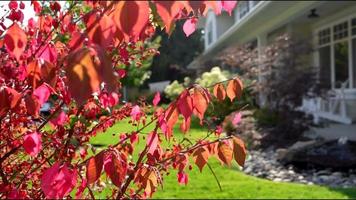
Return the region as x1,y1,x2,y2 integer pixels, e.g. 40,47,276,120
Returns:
188,1,356,139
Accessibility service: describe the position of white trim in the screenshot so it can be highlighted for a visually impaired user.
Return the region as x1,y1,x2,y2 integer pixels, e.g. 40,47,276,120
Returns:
204,1,270,54
204,11,217,49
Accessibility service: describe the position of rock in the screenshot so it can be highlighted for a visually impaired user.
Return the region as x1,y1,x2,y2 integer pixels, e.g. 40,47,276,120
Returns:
276,148,287,160
273,178,282,182
279,139,356,169
332,172,342,177
241,149,356,188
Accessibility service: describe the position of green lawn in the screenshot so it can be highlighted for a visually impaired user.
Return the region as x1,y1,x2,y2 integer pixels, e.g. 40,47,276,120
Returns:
90,117,356,199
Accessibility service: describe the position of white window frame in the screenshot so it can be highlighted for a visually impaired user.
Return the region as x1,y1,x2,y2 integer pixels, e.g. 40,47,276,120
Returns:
315,14,356,90
234,1,263,24
204,11,217,49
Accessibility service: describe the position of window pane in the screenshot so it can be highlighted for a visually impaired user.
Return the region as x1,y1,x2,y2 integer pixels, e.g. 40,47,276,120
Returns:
334,42,349,88
239,1,250,18
353,39,356,88
319,46,331,89
333,21,348,41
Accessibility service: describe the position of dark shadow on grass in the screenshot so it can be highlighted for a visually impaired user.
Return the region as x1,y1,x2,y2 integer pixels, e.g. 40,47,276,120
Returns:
328,187,356,199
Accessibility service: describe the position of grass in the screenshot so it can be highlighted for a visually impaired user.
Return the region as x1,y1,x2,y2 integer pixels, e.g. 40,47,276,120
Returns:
90,116,356,199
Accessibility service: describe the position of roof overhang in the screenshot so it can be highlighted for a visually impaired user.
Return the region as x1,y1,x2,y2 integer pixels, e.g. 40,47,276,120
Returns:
188,1,324,69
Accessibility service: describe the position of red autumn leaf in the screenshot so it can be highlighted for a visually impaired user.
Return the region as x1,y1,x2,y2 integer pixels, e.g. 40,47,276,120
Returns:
202,1,222,16
0,87,22,116
213,83,226,101
135,167,159,197
130,105,141,121
154,1,186,33
36,43,58,63
33,83,52,106
68,31,85,51
221,1,237,16
183,17,198,37
75,179,87,199
177,90,193,121
186,1,205,15
50,111,68,127
217,141,233,166
4,23,27,61
177,171,188,185
86,152,104,184
226,78,243,102
23,131,42,156
232,136,247,167
41,162,77,199
112,1,149,42
147,131,159,155
8,1,18,10
85,11,116,48
162,102,179,139
31,1,42,14
104,153,127,187
152,91,161,107
192,88,210,124
192,146,209,172
232,112,242,126
65,45,117,105
24,94,41,118
180,116,191,134
27,60,57,89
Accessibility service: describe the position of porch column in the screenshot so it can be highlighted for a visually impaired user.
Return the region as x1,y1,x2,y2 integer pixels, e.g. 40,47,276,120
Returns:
257,33,267,107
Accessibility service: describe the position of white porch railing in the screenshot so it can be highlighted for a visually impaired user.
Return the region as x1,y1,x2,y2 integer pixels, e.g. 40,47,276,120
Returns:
301,81,354,124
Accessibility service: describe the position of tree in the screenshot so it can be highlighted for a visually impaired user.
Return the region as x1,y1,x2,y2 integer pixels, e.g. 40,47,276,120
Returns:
0,1,244,199
149,20,204,83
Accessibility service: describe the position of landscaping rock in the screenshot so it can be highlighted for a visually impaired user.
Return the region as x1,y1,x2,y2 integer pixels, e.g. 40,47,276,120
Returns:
243,149,356,188
279,139,356,169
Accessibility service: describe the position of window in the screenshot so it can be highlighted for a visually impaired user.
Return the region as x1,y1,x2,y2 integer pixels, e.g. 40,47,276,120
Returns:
352,18,356,35
317,18,356,89
319,46,331,89
207,22,213,45
318,28,330,46
239,1,250,19
353,39,356,86
334,42,349,88
333,21,348,41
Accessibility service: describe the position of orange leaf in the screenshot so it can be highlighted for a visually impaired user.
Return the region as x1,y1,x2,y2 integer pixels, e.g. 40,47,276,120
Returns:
24,94,40,118
135,167,159,197
180,116,191,134
65,46,117,105
85,11,116,48
112,1,149,42
213,83,226,101
217,141,233,166
164,102,179,139
192,146,209,172
226,78,243,102
192,87,210,124
154,1,186,33
4,23,27,61
202,1,222,16
86,152,104,184
232,136,247,167
27,60,57,89
177,90,193,121
104,153,127,187
0,87,22,116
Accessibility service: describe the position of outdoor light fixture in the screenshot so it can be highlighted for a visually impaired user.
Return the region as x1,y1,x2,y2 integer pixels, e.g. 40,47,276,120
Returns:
308,8,319,19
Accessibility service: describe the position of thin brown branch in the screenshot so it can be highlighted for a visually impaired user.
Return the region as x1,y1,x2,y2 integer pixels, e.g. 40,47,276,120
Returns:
206,162,222,192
